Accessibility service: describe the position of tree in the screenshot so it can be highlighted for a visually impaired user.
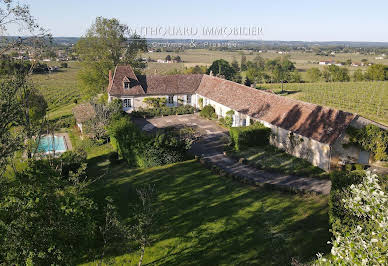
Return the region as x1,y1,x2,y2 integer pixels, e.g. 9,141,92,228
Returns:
289,70,302,83
76,17,147,97
128,185,158,266
232,72,242,84
231,59,240,72
18,82,48,158
165,55,172,61
365,64,386,81
240,55,247,71
173,55,181,62
0,75,23,177
317,171,387,265
307,67,322,82
352,69,365,81
83,99,122,141
206,59,236,80
0,0,50,56
323,65,350,82
265,56,296,91
0,160,97,265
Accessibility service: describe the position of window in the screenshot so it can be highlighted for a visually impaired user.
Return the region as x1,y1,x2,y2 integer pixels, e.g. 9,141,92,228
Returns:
124,82,130,89
167,95,174,104
242,118,247,126
123,98,132,108
186,94,191,104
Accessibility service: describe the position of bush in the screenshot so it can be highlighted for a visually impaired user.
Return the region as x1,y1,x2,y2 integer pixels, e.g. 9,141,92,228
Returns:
346,125,388,161
109,117,189,168
60,62,68,68
200,105,215,119
58,149,87,177
108,151,119,165
131,105,195,118
229,122,271,151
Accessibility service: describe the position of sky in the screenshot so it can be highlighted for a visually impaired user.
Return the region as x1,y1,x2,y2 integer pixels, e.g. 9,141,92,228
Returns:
21,0,388,42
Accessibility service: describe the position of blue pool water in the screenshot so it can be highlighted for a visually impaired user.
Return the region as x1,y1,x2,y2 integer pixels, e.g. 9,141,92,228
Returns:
37,135,67,153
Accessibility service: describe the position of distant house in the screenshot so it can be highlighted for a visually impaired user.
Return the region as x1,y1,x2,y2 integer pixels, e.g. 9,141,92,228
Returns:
351,63,361,67
375,56,384,60
106,65,387,171
319,61,333,65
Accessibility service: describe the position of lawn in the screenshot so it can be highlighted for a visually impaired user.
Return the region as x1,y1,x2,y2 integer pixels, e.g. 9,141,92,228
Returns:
80,150,330,265
230,145,329,179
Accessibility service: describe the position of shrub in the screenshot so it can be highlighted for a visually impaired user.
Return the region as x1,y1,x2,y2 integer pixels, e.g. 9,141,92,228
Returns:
58,149,87,178
108,117,145,167
229,122,271,151
109,117,189,168
200,105,215,119
346,125,388,161
318,171,388,265
143,97,166,108
131,105,195,118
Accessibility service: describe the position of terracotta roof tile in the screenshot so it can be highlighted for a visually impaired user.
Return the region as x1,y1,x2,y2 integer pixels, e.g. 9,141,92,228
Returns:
107,65,356,145
197,75,356,145
108,65,145,96
137,74,203,95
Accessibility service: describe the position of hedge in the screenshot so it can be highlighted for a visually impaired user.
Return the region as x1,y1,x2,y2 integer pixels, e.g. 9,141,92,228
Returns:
229,122,271,151
131,105,195,118
108,116,189,168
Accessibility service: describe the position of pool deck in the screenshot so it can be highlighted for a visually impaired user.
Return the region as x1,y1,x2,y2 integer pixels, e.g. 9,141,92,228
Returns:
56,133,73,151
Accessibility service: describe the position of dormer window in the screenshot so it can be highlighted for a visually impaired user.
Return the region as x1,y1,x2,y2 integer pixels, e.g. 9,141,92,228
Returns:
124,82,130,89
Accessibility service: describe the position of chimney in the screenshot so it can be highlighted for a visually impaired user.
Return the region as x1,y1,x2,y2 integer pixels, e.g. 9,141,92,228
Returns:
108,70,112,84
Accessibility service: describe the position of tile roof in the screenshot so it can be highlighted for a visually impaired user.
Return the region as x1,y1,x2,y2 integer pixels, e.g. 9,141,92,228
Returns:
197,75,356,145
72,103,96,123
108,65,145,96
108,65,357,145
137,74,203,95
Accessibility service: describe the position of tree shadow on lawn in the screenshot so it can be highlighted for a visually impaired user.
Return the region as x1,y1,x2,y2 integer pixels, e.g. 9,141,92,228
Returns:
84,159,330,265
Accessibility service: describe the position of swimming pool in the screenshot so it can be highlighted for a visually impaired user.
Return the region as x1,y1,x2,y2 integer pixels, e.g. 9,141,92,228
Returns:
37,135,67,153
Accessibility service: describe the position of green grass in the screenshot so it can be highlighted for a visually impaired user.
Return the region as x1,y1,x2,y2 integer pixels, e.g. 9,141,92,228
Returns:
31,61,81,112
257,81,388,126
230,146,328,179
80,149,330,265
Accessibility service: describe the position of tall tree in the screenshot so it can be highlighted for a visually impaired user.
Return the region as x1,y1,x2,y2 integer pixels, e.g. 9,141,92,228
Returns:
0,76,23,177
0,0,50,56
323,65,350,82
76,17,147,97
307,67,322,82
265,56,296,92
365,64,386,81
240,55,247,71
206,59,236,80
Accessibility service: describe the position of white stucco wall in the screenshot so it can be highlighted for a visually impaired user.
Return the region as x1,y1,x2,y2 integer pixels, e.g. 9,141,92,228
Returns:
108,93,195,112
266,123,331,170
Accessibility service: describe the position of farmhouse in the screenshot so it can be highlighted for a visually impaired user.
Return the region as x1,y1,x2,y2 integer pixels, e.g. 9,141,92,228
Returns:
106,65,383,171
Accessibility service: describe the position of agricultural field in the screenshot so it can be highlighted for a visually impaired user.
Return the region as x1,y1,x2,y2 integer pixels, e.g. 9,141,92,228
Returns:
31,61,81,116
144,49,388,77
258,81,388,126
